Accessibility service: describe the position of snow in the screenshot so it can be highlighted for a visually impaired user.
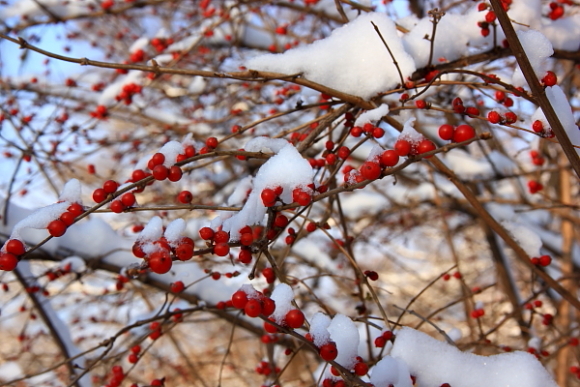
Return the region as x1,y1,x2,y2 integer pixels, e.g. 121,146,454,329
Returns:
220,141,314,240
246,13,416,100
164,218,186,245
60,256,86,273
545,85,580,155
443,150,493,178
158,140,185,167
10,202,70,240
501,221,542,257
512,30,553,86
354,105,390,127
310,312,332,347
269,283,294,324
370,356,412,387
328,314,359,369
390,327,558,387
58,179,82,204
227,176,253,206
398,117,423,145
137,216,164,244
541,15,580,51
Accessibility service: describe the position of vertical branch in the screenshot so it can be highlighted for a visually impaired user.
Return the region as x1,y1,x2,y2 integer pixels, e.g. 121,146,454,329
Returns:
490,0,580,180
371,21,405,87
426,9,444,68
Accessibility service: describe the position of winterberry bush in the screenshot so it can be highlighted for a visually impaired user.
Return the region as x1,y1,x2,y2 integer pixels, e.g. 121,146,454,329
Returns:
0,0,579,386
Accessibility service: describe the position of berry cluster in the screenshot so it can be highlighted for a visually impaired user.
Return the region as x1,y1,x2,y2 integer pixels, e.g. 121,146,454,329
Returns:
115,82,142,105
529,150,545,167
133,234,194,274
231,287,276,318
199,226,231,257
48,202,85,238
527,180,544,194
374,330,393,348
470,308,485,319
0,239,26,271
530,255,551,267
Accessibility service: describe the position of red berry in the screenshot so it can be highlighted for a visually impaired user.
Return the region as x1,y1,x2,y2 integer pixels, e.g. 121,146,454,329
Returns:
438,124,455,140
199,227,214,240
539,255,552,267
0,253,18,271
231,290,248,309
373,127,385,138
504,112,517,124
485,10,496,22
168,166,183,182
177,190,193,204
262,268,276,284
354,362,369,376
132,243,146,258
465,106,480,116
128,353,139,364
47,219,67,237
67,203,84,216
264,318,279,333
319,342,338,362
415,100,426,109
214,230,229,243
132,169,148,182
244,299,262,317
261,188,277,206
121,192,136,207
487,111,501,124
103,180,119,194
213,243,230,256
417,139,436,157
262,297,276,316
206,137,218,148
495,90,506,101
380,150,399,167
374,336,386,348
453,124,476,142
93,188,107,203
149,249,172,274
274,214,289,228
285,309,305,329
394,139,411,157
175,243,194,261
364,270,379,281
152,165,169,180
240,232,253,246
151,153,165,167
360,161,381,180
5,239,25,256
532,120,544,133
337,146,350,160
170,281,185,293
110,200,125,213
350,126,363,137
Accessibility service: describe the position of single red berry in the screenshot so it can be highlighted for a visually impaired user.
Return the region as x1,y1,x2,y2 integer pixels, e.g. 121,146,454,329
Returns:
417,139,436,157
206,137,218,148
67,203,84,216
465,106,480,116
110,200,125,213
373,127,385,138
262,297,276,316
199,227,214,240
175,243,194,261
337,146,350,160
152,165,169,180
132,243,146,258
354,362,369,376
261,188,277,206
485,10,496,22
379,149,399,167
532,120,544,133
453,124,476,143
213,243,230,257
149,249,172,274
262,268,276,284
319,342,338,362
274,214,289,228
487,111,501,124
214,230,229,243
177,190,193,204
438,124,455,140
360,161,382,180
495,90,506,101
244,299,262,317
128,353,139,364
168,166,183,182
121,192,136,207
0,253,18,271
306,222,317,232
503,97,514,107
131,345,141,354
364,270,379,281
231,290,248,309
504,112,517,124
170,281,185,293
103,180,119,194
374,336,386,348
92,188,107,203
5,239,26,256
264,318,279,333
132,169,148,182
47,219,67,237
350,126,363,137
539,255,552,267
240,232,253,246
415,100,427,109
285,309,305,329
394,139,411,157
151,153,165,167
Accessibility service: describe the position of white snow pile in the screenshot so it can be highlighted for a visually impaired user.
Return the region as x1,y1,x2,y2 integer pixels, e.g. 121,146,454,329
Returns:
217,137,314,240
511,29,553,87
389,327,558,387
246,13,416,100
269,283,295,324
354,104,390,127
370,356,412,387
545,85,580,156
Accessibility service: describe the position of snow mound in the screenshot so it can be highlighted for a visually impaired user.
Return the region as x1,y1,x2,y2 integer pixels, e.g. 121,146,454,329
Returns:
246,13,416,100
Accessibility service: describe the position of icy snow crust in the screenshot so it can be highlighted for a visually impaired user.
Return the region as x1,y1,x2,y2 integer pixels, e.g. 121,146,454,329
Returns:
390,327,558,387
